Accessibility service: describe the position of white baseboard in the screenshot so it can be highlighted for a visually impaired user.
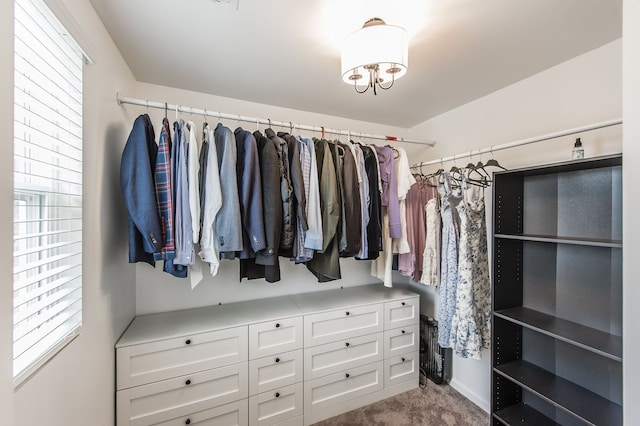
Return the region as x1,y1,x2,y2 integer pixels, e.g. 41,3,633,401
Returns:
448,377,490,413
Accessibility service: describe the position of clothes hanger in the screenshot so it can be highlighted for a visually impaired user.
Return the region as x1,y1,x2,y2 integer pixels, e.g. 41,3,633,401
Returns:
485,158,506,169
449,154,460,173
386,144,400,159
425,158,444,180
464,151,476,170
485,146,507,170
465,149,491,182
462,152,486,187
418,163,439,187
202,109,209,142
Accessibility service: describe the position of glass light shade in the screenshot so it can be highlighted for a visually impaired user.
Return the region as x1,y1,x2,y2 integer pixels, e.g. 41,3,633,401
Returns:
341,21,408,86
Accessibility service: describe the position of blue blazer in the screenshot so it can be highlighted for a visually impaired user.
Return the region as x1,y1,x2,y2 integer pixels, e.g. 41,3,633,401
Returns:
120,114,162,265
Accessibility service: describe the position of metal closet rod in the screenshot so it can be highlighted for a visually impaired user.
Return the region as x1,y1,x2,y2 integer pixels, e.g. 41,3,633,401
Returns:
116,93,436,147
416,118,623,167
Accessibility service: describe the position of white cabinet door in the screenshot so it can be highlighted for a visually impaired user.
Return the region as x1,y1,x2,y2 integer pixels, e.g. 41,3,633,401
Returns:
117,363,248,426
303,304,383,347
383,298,419,330
249,317,303,360
384,352,419,387
304,333,383,380
303,361,384,415
383,324,419,358
150,400,248,426
117,326,248,389
249,350,303,396
249,382,303,426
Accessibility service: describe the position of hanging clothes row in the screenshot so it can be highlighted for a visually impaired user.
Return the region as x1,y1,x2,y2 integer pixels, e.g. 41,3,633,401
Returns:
393,166,495,360
120,113,414,287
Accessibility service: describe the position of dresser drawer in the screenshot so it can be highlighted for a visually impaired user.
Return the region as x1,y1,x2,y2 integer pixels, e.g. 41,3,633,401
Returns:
117,363,248,426
384,351,419,387
304,333,383,380
249,350,303,395
303,304,383,347
271,417,302,426
384,298,419,330
117,326,248,389
249,382,303,426
304,361,383,414
384,324,419,357
148,399,248,426
249,317,303,360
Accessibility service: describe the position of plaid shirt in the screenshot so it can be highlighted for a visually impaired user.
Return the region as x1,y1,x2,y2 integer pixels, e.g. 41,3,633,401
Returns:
294,138,313,263
154,118,175,261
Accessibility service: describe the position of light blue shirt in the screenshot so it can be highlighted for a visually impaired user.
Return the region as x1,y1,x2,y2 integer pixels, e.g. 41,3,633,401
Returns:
214,123,243,258
174,119,195,266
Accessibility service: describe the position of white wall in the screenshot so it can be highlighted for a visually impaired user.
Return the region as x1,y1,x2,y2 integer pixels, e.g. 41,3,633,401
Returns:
130,82,412,314
623,0,639,423
1,0,138,425
401,39,623,412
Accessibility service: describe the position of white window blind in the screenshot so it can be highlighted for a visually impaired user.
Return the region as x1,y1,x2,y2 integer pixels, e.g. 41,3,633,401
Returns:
13,0,84,383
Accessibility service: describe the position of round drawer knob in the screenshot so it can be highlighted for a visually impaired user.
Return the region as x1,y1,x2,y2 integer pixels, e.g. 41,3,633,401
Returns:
345,342,350,347
275,392,280,398
401,357,406,362
275,357,280,363
185,379,191,385
345,373,350,378
401,302,406,306
345,311,350,316
275,323,280,328
185,419,191,425
185,339,191,345
401,330,406,334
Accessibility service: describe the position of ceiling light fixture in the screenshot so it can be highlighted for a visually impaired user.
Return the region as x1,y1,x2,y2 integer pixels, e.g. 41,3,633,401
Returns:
341,17,408,95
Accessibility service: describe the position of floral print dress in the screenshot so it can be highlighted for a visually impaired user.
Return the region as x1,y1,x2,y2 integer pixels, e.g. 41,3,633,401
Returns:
448,177,491,359
437,176,462,348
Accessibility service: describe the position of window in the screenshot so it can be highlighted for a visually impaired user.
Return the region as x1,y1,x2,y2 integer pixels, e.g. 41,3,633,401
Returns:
13,0,85,384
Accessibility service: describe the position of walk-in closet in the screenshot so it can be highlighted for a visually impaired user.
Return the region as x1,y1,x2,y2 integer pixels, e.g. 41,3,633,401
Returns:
2,1,639,426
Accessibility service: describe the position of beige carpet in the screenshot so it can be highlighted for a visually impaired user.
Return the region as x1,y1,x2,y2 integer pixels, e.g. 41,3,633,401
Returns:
311,381,489,426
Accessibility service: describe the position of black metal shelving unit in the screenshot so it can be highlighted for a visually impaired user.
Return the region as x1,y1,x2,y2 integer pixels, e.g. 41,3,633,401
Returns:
491,155,623,426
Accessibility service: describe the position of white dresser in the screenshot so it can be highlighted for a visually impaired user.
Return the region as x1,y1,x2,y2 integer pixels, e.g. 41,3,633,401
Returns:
116,285,419,426
292,286,419,424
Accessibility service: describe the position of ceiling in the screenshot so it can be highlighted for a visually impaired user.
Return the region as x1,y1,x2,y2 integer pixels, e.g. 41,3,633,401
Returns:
90,0,622,128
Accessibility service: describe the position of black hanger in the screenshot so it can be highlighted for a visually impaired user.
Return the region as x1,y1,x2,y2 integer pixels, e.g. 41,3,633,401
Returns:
449,154,460,174
485,158,507,170
386,145,400,159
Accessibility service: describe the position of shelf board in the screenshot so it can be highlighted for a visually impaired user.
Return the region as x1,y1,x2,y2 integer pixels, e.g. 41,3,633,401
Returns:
494,307,622,361
494,403,559,425
494,360,622,426
493,154,622,177
494,234,622,248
